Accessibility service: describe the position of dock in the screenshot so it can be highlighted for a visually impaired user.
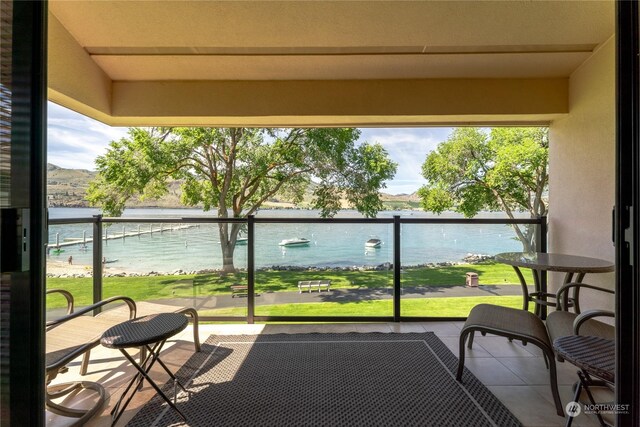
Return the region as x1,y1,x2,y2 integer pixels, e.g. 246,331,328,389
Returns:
47,224,198,249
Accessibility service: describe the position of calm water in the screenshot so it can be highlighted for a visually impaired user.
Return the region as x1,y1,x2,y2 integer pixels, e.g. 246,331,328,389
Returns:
48,208,530,273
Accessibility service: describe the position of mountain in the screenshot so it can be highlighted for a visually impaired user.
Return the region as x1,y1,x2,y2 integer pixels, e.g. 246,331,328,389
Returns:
379,192,421,210
47,164,96,207
47,164,187,208
46,164,420,210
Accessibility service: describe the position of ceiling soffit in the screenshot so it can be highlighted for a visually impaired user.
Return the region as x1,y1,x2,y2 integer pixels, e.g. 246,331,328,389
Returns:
48,0,614,126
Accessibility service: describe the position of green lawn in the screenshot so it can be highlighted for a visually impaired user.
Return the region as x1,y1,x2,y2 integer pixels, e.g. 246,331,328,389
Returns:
46,261,530,317
200,296,525,318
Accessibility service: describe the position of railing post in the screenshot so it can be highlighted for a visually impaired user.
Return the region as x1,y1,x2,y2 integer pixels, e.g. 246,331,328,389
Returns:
247,215,255,324
92,215,103,313
537,215,548,319
393,215,401,322
537,215,548,254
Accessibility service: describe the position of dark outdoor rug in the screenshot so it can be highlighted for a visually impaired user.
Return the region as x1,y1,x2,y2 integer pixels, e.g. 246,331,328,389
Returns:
127,333,522,427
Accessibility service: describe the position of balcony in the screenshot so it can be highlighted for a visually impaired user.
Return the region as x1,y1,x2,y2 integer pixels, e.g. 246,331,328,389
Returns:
47,214,546,322
42,3,619,424
2,0,630,425
45,214,616,426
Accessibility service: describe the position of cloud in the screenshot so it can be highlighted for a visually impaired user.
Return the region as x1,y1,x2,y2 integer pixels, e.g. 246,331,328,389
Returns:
46,104,452,194
359,128,452,194
47,102,128,170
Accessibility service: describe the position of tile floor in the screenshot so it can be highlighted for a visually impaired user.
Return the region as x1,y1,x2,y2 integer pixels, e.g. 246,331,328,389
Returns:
47,322,613,427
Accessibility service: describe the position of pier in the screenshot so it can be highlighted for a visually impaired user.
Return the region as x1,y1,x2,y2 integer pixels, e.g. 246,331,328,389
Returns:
47,224,198,249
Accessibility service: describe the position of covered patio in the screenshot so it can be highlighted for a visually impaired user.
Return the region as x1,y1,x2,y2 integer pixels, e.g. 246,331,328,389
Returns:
3,0,638,426
47,321,613,426
46,0,618,313
46,0,617,297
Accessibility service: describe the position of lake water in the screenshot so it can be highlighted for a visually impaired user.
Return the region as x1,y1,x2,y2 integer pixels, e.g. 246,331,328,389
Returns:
48,208,531,273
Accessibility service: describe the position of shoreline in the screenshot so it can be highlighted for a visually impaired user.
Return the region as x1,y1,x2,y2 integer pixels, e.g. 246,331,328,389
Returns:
46,260,130,277
46,253,493,278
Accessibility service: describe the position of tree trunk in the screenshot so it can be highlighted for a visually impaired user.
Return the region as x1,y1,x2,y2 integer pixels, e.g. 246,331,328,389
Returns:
221,240,236,273
511,223,535,252
218,222,242,273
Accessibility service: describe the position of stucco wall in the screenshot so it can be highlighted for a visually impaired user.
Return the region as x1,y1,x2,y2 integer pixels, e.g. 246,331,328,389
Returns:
548,36,615,311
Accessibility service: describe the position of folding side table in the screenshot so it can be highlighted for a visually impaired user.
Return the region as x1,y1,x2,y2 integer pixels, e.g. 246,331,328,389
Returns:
101,312,190,426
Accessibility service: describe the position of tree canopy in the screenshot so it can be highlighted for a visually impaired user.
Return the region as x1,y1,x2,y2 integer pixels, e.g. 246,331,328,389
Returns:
87,127,397,271
417,127,548,251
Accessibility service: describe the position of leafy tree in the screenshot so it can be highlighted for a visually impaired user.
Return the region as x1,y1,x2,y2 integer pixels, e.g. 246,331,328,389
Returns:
418,127,548,252
87,127,397,272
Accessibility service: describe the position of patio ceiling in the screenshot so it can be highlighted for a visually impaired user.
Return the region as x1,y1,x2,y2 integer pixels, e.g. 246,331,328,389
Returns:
48,0,614,127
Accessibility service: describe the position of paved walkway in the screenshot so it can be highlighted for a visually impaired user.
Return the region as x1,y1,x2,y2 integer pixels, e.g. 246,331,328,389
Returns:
148,284,533,312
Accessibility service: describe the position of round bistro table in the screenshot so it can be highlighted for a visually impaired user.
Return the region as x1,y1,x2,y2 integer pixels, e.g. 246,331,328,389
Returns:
495,252,614,319
101,312,189,426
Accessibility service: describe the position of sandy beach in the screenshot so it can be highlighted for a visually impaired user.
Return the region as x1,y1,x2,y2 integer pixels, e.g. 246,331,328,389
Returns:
46,260,129,277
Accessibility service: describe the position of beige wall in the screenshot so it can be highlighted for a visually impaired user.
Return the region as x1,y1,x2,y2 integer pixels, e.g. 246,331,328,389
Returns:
548,36,615,311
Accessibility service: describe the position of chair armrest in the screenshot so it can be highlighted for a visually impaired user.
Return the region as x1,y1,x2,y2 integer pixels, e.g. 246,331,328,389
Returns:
573,309,615,334
46,289,74,315
46,296,137,330
556,282,614,312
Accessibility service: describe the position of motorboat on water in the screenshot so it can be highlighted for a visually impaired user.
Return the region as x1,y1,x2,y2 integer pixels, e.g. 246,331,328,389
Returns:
236,237,248,245
278,237,311,247
365,238,382,248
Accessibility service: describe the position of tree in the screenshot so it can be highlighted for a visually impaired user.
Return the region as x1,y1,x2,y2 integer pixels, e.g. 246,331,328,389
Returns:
87,127,397,272
417,127,548,252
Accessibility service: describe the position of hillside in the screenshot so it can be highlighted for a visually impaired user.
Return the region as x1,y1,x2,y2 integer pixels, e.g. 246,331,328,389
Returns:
46,164,419,210
47,164,185,208
47,163,96,208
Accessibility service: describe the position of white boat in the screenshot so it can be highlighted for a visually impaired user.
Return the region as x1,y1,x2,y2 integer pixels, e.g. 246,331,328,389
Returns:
365,238,382,248
236,237,248,245
278,237,310,247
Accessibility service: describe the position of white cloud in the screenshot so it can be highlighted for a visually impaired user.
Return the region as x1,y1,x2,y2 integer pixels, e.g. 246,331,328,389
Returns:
359,128,452,194
47,102,128,170
46,104,452,194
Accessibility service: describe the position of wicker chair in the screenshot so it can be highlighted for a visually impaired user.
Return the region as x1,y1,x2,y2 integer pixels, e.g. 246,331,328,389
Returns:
46,290,200,375
456,303,564,416
46,292,137,424
545,282,614,361
552,308,616,427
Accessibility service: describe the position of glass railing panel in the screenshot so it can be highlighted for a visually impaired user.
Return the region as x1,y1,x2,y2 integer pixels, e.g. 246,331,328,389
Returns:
46,221,94,322
254,222,394,317
100,221,248,318
47,215,545,322
400,222,539,317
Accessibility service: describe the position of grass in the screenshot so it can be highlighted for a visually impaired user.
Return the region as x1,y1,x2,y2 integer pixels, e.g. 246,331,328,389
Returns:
198,296,525,318
46,261,531,316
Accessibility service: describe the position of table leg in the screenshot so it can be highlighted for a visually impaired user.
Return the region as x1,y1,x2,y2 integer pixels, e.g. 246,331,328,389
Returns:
512,266,530,311
558,272,584,313
531,269,543,318
558,272,574,311
145,343,189,396
110,340,163,424
573,272,585,314
110,340,187,426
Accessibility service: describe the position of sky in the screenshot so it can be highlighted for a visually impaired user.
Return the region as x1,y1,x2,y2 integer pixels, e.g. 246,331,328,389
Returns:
47,102,452,195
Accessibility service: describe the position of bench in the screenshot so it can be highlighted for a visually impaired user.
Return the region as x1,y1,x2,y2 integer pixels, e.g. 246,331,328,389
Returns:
455,303,564,417
298,280,331,293
230,284,248,298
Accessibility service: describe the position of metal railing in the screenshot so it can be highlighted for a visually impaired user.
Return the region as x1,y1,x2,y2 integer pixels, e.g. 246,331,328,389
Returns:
48,214,547,322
